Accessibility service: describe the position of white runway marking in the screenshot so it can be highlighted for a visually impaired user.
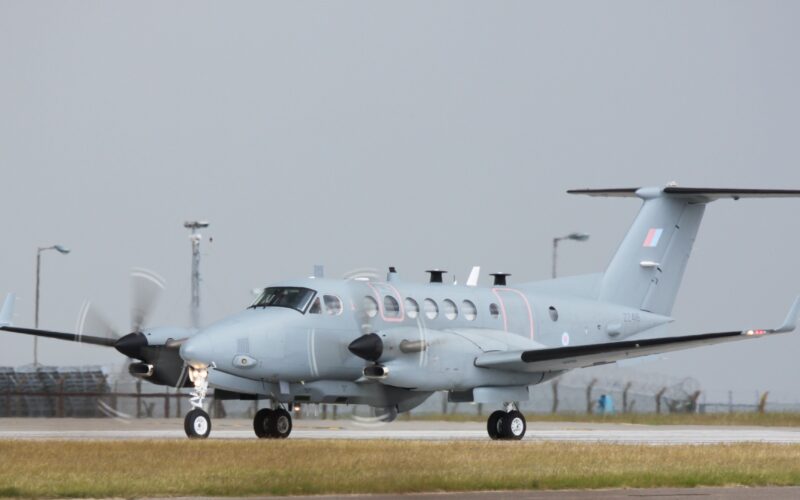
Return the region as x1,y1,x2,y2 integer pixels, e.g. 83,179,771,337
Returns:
3,426,800,444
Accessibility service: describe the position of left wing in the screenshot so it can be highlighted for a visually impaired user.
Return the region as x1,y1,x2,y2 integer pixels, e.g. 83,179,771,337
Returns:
475,297,800,373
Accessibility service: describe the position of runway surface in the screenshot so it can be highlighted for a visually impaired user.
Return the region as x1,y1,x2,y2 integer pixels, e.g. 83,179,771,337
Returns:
2,418,800,444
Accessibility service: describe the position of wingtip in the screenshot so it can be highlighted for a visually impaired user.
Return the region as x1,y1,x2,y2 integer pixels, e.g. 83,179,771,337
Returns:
771,295,800,334
0,293,15,327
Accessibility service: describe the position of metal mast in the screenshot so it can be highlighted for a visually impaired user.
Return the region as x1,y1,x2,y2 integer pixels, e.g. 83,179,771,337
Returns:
184,221,209,328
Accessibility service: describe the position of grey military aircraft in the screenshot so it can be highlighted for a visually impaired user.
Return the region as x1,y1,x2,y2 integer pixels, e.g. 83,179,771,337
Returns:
3,186,800,440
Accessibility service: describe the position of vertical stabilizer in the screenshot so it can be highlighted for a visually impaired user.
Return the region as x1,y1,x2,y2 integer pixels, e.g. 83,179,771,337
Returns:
599,189,704,315
568,186,800,316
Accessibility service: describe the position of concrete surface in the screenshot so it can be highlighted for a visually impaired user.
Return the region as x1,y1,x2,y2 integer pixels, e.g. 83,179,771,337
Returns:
2,418,800,444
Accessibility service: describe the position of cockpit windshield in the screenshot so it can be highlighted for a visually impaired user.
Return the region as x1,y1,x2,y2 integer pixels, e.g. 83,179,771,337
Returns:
250,287,317,313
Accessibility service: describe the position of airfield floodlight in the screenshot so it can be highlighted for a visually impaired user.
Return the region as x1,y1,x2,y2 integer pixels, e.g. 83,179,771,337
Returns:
552,232,590,279
184,220,209,229
184,221,210,328
34,243,71,365
566,232,590,242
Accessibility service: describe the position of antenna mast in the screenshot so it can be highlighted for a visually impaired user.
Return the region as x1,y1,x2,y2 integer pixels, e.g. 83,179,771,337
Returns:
184,220,209,328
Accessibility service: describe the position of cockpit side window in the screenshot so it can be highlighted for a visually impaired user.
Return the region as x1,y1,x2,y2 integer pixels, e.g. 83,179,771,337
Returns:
250,287,317,313
309,297,322,314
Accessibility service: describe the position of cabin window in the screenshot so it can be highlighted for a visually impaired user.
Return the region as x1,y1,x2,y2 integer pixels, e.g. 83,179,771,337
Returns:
462,300,477,321
489,303,500,319
443,299,458,320
405,298,419,319
384,296,400,318
363,296,379,318
309,297,322,314
548,306,559,322
424,298,438,319
324,295,343,315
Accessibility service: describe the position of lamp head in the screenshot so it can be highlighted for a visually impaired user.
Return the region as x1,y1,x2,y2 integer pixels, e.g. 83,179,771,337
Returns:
567,232,590,242
53,245,71,254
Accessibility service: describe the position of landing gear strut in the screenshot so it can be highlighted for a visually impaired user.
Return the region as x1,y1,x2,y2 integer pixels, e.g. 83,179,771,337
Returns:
184,366,212,439
487,403,526,440
253,406,292,439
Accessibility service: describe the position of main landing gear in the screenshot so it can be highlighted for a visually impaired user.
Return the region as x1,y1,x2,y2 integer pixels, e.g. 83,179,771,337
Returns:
253,407,293,439
184,366,212,439
487,403,527,440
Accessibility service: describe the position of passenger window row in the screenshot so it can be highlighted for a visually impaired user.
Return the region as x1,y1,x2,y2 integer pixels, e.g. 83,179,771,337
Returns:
363,296,500,322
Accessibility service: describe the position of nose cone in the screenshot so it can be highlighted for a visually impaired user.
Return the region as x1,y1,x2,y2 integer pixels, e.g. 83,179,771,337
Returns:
348,333,383,362
180,335,214,367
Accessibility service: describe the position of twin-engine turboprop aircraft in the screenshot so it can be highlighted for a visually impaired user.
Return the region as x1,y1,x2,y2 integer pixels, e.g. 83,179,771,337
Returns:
3,186,800,440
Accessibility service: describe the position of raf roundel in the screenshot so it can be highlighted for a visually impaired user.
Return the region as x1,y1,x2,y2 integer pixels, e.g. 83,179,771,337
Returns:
561,332,570,346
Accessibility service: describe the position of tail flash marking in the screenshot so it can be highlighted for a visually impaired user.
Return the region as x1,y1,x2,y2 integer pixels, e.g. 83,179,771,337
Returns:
643,228,664,247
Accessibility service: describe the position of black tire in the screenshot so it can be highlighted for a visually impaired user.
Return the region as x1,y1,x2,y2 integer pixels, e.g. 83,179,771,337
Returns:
253,408,274,438
487,410,506,440
501,410,526,440
268,408,293,439
184,408,211,439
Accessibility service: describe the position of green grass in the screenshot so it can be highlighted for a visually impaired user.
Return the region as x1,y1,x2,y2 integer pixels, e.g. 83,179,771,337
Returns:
411,411,800,427
1,440,800,497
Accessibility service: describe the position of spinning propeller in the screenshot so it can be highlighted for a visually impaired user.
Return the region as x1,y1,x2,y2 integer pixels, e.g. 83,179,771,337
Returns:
75,268,166,359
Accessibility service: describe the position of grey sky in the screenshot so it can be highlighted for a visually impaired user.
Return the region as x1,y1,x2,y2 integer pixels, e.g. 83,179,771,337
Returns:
1,1,799,403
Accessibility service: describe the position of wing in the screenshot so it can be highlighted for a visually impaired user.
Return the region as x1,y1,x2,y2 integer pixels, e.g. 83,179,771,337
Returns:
475,297,800,373
0,326,117,347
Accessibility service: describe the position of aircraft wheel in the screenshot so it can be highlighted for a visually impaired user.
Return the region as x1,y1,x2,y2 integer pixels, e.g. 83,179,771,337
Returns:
502,410,526,440
487,410,506,440
184,408,211,439
269,408,292,439
253,408,274,438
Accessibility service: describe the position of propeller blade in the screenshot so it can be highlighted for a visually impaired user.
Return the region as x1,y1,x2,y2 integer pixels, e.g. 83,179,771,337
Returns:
76,300,120,340
130,268,165,332
342,267,381,281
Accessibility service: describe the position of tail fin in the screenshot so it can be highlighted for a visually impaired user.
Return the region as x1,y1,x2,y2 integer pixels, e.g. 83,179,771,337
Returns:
0,293,16,327
569,186,800,315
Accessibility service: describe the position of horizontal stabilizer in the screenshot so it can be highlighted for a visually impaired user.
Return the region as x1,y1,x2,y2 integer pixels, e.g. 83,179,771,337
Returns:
569,186,800,200
475,296,798,373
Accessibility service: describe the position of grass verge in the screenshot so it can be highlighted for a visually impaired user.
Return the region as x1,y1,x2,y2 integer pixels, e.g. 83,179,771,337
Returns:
1,440,800,497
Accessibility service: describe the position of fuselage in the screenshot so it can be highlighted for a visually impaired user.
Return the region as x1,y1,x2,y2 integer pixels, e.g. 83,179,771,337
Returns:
180,274,672,401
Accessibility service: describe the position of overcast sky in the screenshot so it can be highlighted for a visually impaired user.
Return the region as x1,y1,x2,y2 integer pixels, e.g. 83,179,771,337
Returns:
1,1,799,403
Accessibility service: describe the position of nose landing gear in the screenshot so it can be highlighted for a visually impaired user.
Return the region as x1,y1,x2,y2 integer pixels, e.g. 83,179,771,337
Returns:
487,403,527,440
184,366,212,439
253,407,293,439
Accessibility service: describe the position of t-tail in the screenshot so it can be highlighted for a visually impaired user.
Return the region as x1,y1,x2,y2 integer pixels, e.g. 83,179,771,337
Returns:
569,186,800,316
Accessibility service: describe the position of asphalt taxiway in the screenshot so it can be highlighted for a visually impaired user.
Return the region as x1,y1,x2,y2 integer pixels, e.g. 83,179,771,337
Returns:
2,418,800,444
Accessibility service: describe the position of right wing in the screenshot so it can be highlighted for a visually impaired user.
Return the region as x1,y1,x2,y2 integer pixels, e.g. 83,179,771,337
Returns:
476,297,800,373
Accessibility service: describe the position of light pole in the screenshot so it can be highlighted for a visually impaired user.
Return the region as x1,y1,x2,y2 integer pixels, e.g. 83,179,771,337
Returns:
34,244,70,365
184,221,209,328
552,232,589,279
